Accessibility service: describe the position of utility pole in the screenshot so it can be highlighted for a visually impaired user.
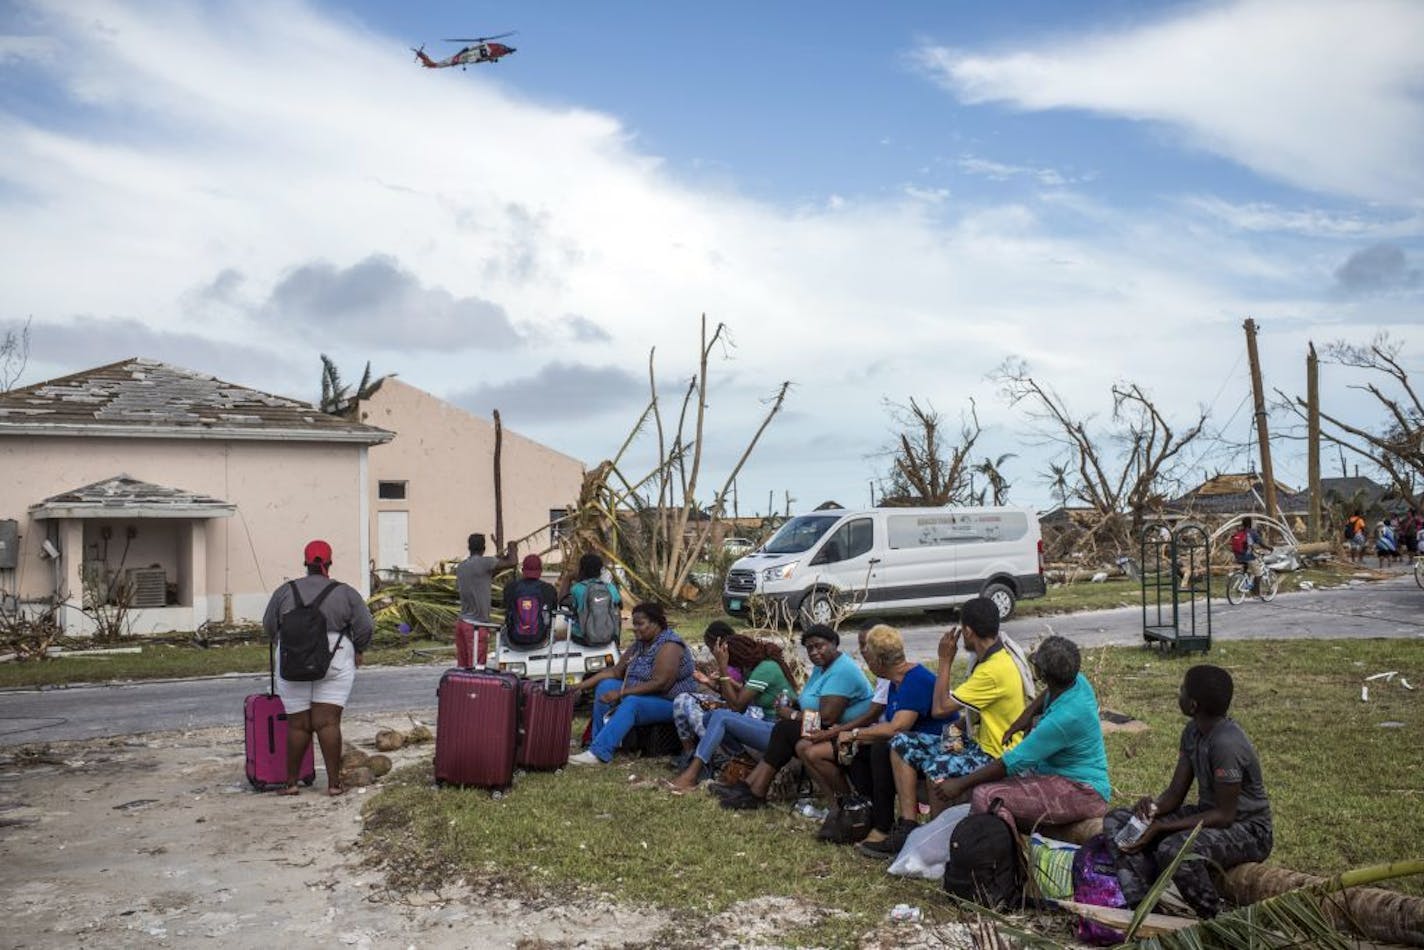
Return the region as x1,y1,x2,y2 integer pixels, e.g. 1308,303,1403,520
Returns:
1307,342,1321,541
1243,318,1278,519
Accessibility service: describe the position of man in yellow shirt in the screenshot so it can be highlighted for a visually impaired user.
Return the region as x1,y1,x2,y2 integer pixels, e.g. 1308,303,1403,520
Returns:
887,597,1031,829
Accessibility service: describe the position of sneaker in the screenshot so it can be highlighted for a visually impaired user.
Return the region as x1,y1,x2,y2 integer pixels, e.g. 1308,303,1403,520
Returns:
568,751,604,766
719,787,766,810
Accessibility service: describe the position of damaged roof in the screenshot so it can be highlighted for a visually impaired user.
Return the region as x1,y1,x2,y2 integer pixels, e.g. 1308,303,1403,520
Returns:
31,475,236,520
0,358,392,443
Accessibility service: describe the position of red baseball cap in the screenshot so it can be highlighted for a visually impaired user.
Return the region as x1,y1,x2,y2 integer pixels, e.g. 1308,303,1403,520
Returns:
304,539,333,571
521,553,543,578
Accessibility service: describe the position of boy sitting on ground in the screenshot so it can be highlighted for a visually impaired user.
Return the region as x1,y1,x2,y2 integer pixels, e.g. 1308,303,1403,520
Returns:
1106,664,1273,919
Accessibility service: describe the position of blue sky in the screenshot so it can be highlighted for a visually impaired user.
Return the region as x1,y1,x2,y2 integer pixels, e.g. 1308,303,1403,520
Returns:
2,0,1422,514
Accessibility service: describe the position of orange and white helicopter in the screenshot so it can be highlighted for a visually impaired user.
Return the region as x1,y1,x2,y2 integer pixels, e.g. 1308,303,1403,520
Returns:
412,33,517,69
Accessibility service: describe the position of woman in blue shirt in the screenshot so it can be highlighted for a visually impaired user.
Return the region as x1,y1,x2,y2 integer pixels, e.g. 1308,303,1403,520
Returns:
933,635,1110,832
820,624,956,855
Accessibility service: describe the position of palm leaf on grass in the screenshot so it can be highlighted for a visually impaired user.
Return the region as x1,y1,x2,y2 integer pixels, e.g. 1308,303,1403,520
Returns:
1123,824,1202,941
1134,859,1424,950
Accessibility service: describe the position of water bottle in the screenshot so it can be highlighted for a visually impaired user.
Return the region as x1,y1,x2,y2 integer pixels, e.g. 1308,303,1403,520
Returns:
1114,803,1157,847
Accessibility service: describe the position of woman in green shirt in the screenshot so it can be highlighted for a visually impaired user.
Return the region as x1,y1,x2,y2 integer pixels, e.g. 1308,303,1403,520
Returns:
666,631,798,792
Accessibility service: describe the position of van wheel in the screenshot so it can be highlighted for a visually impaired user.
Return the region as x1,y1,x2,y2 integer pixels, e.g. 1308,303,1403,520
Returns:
798,590,837,628
983,583,1016,620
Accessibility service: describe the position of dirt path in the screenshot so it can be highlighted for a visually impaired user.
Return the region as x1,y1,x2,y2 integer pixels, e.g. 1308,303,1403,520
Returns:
0,716,670,949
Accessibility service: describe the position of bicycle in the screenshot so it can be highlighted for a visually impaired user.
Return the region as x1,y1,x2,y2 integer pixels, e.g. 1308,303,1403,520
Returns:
1413,555,1424,590
1225,564,1278,605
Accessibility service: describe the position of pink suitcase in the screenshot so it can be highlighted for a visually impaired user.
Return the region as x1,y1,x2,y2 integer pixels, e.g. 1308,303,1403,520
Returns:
245,642,315,789
434,667,520,789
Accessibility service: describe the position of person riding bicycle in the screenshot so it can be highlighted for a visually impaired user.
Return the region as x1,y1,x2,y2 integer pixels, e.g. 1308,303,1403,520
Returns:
1229,518,1270,592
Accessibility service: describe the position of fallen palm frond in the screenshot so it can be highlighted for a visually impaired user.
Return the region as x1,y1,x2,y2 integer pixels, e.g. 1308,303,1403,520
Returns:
1122,824,1202,941
1133,859,1424,950
368,576,462,640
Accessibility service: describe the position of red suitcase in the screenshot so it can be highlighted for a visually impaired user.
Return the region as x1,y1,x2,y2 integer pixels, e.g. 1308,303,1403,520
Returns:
245,641,315,790
434,667,520,789
517,625,576,770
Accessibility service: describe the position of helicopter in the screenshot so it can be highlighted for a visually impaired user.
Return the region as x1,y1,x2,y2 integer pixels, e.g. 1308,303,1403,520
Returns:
412,33,517,69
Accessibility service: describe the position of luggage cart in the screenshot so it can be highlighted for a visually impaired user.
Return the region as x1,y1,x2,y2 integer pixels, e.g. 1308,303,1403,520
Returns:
1140,521,1211,654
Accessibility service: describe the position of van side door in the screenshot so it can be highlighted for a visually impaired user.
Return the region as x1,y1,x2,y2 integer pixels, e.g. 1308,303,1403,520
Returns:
806,516,876,602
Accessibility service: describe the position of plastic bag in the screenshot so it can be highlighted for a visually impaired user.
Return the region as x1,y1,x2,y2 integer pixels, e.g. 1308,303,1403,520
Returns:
887,803,970,880
1029,833,1078,900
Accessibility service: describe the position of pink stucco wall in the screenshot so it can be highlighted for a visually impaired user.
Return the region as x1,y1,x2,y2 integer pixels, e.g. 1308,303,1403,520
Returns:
0,435,368,630
358,379,585,572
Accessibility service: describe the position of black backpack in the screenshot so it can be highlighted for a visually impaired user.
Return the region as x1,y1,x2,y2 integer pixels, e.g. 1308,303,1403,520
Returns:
943,804,1025,910
278,580,342,682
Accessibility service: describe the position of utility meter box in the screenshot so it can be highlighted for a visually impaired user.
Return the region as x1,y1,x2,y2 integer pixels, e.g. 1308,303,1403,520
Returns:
0,520,18,569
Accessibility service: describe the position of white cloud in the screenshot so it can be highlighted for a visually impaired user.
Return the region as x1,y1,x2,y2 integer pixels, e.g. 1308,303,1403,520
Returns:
1183,196,1424,239
958,155,1072,187
0,0,1416,508
916,0,1424,206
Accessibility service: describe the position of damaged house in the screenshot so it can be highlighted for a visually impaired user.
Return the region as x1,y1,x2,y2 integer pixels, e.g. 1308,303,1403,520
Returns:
0,359,392,635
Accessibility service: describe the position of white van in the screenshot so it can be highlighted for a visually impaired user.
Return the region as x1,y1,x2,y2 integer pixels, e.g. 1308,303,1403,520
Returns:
721,506,1045,625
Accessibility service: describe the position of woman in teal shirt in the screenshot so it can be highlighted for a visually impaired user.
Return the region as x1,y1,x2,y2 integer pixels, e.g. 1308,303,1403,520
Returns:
933,635,1109,831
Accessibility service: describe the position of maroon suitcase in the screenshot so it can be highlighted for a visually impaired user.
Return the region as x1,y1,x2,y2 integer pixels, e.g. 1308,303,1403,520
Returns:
516,611,576,770
517,680,575,770
245,641,315,789
434,667,520,789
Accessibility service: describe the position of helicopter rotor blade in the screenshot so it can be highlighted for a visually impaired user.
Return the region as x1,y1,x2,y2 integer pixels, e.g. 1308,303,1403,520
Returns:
442,31,516,43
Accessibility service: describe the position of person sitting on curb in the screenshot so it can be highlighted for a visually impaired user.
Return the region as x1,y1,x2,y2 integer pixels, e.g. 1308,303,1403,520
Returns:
665,629,798,792
888,597,1031,826
932,635,1110,833
568,603,697,765
715,625,874,811
1105,664,1273,919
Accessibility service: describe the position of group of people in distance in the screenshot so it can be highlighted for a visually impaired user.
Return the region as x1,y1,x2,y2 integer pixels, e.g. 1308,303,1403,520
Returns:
1342,508,1423,566
563,590,1274,920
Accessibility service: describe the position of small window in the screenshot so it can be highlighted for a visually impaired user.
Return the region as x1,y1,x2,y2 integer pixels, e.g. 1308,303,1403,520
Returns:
549,508,570,542
815,518,874,564
378,481,407,500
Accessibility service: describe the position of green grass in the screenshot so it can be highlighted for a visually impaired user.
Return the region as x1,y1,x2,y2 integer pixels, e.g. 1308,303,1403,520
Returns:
0,637,451,689
358,638,1423,948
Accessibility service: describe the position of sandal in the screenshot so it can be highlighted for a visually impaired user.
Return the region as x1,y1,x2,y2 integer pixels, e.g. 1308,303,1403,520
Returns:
662,780,693,796
276,784,301,796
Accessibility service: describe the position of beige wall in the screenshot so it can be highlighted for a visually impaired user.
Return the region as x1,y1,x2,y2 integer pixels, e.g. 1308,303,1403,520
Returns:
0,435,369,632
358,379,585,572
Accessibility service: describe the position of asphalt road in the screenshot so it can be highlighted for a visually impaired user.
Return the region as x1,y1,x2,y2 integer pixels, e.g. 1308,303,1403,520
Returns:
3,576,1422,746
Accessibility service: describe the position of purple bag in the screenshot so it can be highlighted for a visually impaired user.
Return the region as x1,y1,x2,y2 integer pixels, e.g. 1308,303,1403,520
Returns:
1072,833,1128,944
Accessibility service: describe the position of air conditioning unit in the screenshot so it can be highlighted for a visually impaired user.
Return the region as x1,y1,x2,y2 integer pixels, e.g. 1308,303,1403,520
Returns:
125,567,168,608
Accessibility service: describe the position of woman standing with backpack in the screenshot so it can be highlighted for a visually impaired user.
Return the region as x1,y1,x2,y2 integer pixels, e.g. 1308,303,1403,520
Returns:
261,540,374,797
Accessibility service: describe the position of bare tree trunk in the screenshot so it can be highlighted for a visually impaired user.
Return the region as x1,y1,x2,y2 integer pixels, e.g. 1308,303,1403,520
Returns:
492,410,505,550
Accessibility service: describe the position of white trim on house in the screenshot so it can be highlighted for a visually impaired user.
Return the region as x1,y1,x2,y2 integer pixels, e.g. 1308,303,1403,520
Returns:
0,423,391,443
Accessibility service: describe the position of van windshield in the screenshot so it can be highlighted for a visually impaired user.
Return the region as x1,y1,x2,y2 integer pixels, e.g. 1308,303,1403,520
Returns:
762,515,841,555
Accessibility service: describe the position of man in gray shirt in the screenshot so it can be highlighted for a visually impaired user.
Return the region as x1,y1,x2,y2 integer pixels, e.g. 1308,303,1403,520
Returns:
454,533,517,667
1107,664,1272,917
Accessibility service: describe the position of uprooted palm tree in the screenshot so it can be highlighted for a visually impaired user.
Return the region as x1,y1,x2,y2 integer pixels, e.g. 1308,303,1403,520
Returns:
557,316,790,605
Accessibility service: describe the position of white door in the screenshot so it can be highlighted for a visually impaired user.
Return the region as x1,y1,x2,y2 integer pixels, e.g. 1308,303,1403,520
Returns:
377,511,410,570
